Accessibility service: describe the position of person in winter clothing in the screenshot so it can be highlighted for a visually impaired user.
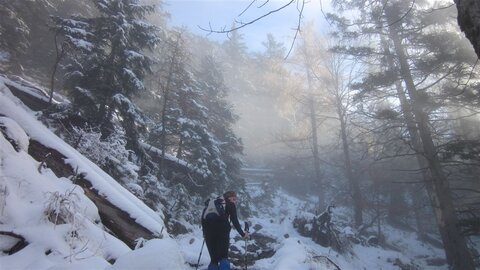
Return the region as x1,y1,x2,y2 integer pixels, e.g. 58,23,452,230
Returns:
317,204,335,231
201,191,249,270
312,204,335,245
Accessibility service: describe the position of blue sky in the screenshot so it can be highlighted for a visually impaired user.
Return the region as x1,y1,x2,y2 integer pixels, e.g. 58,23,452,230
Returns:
163,0,328,53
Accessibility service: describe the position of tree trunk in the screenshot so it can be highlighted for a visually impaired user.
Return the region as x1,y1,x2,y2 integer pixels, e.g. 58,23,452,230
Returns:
381,37,430,235
176,135,183,159
49,32,63,105
336,95,362,227
306,70,324,208
454,0,480,58
159,38,181,172
387,16,475,269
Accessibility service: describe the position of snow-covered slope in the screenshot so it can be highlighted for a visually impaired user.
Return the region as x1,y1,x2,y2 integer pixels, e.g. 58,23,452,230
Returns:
250,193,447,270
0,79,186,269
0,76,451,270
178,182,448,270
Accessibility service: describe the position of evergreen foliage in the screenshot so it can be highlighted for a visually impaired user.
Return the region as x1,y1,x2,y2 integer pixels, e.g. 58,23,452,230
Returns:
0,1,54,72
327,0,479,268
52,0,160,147
223,24,247,64
0,2,30,65
195,55,244,191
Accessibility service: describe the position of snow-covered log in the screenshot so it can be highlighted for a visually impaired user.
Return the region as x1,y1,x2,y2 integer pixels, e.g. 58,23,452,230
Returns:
28,139,157,249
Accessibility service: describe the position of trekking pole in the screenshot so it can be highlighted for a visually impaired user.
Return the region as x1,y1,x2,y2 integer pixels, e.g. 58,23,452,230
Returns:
244,221,250,270
195,239,205,270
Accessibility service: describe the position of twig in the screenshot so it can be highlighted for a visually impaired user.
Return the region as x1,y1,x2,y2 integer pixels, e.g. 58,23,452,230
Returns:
285,0,304,59
385,0,416,28
198,0,296,34
239,0,257,16
198,0,306,59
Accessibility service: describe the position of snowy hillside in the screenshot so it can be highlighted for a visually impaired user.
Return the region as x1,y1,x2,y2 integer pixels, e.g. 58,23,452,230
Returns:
0,78,185,269
177,177,450,270
0,76,455,269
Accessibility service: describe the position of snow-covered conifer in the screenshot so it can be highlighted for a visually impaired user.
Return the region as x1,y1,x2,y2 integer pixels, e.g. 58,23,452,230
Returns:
52,0,160,143
195,55,244,191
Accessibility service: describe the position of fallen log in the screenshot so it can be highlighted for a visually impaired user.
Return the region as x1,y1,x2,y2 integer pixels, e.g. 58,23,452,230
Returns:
28,139,157,249
0,231,28,255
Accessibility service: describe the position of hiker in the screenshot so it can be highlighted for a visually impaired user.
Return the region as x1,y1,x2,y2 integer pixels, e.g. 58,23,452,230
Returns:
317,204,335,232
201,191,249,270
311,204,335,246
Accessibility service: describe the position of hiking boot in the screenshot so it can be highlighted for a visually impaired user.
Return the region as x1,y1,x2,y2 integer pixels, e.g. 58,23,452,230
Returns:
207,263,219,270
219,259,230,270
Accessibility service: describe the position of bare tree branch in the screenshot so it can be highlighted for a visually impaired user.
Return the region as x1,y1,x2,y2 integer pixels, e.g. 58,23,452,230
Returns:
239,0,258,16
198,0,296,34
285,0,305,59
382,0,416,28
198,0,303,59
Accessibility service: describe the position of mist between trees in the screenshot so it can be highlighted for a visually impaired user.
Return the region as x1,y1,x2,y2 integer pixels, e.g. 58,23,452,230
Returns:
0,0,479,269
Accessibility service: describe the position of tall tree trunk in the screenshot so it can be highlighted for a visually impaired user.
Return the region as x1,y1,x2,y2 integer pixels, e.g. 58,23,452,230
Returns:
159,38,181,172
176,136,183,159
381,37,430,236
336,95,362,227
159,64,173,172
387,15,475,269
49,32,65,105
306,70,324,208
99,39,121,138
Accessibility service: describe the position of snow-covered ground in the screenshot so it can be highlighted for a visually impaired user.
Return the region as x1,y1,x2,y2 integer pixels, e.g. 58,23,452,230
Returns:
0,77,450,269
179,191,447,270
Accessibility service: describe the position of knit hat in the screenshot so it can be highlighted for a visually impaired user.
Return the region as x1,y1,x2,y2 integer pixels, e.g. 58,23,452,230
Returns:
223,191,237,199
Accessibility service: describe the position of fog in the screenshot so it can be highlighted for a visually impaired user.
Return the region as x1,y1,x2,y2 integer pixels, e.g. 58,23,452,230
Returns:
1,0,479,268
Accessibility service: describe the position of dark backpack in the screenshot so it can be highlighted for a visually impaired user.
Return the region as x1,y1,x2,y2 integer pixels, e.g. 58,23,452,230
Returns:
202,196,226,220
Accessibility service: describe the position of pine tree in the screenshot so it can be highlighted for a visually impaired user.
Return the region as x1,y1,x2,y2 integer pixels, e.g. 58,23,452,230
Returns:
0,1,54,73
52,0,160,156
261,33,286,59
328,1,478,268
146,31,189,171
195,55,244,191
153,46,243,193
0,0,90,78
223,23,247,64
